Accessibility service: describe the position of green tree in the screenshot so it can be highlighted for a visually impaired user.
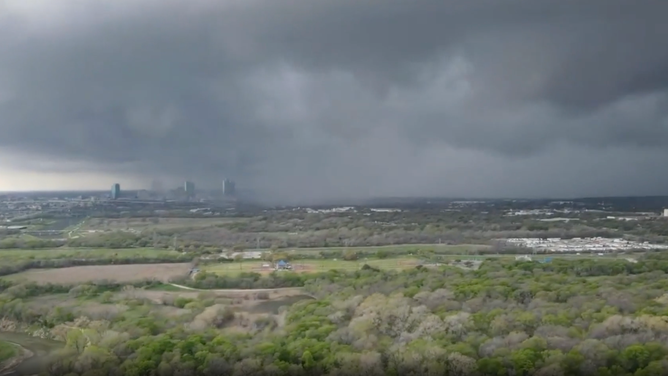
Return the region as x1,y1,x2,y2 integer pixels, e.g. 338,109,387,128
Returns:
343,250,358,261
301,350,315,369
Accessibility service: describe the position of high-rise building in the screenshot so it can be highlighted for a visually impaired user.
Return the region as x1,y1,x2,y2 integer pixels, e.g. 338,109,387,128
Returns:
184,181,195,197
223,179,236,196
111,184,121,200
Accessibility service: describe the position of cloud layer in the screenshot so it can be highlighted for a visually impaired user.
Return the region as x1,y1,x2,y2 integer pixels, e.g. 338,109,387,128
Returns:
1,0,668,203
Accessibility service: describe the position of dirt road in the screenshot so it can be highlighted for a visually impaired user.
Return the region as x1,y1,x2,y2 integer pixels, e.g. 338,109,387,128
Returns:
168,283,314,298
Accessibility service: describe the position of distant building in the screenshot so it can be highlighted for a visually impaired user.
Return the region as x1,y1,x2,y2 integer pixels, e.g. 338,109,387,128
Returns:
223,179,236,196
663,209,668,217
150,180,164,192
110,184,121,200
3,225,27,230
184,181,195,197
136,190,151,200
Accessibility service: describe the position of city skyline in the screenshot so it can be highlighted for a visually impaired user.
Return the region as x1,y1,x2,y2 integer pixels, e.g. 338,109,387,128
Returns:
1,1,667,204
0,177,237,194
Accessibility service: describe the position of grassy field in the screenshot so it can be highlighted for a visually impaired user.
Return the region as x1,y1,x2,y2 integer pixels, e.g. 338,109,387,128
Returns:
2,263,193,284
202,256,422,276
0,247,184,262
278,243,491,255
147,283,193,292
293,243,490,252
201,251,638,276
81,217,243,231
0,340,17,363
221,243,492,257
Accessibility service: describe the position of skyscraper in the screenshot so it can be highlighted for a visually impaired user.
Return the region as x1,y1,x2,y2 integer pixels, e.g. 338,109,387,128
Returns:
223,179,235,196
184,181,195,197
111,183,121,200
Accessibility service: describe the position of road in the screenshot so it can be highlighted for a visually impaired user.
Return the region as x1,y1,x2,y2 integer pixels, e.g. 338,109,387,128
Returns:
67,218,87,239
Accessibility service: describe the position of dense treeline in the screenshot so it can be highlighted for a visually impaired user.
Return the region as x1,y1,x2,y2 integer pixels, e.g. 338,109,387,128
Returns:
66,232,155,249
7,208,668,250
174,211,668,248
4,254,668,375
0,280,177,326
0,237,65,249
179,223,621,248
0,279,168,301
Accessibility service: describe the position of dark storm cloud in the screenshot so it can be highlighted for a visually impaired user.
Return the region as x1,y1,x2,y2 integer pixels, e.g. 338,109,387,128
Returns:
1,0,668,202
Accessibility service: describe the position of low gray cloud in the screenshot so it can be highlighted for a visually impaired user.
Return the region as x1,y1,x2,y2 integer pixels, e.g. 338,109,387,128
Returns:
1,0,668,203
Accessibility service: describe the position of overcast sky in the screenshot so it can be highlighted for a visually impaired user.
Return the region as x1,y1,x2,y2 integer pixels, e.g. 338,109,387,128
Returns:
1,0,668,203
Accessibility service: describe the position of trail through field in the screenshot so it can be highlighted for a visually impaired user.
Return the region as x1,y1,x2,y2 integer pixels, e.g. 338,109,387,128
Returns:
67,218,87,239
168,283,310,295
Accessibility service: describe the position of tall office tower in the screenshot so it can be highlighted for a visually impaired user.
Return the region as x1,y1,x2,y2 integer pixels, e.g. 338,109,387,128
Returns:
222,179,236,196
184,181,195,197
111,183,121,200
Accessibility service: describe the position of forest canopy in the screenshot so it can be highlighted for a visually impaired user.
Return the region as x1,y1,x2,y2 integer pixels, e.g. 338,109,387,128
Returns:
3,255,668,375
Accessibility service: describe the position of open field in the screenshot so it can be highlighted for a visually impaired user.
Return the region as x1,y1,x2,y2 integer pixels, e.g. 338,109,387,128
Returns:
6,234,43,241
0,243,631,266
195,243,492,259
277,243,491,255
80,217,244,232
202,256,422,276
4,217,75,231
292,243,490,252
1,263,192,284
201,251,640,276
0,247,183,262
